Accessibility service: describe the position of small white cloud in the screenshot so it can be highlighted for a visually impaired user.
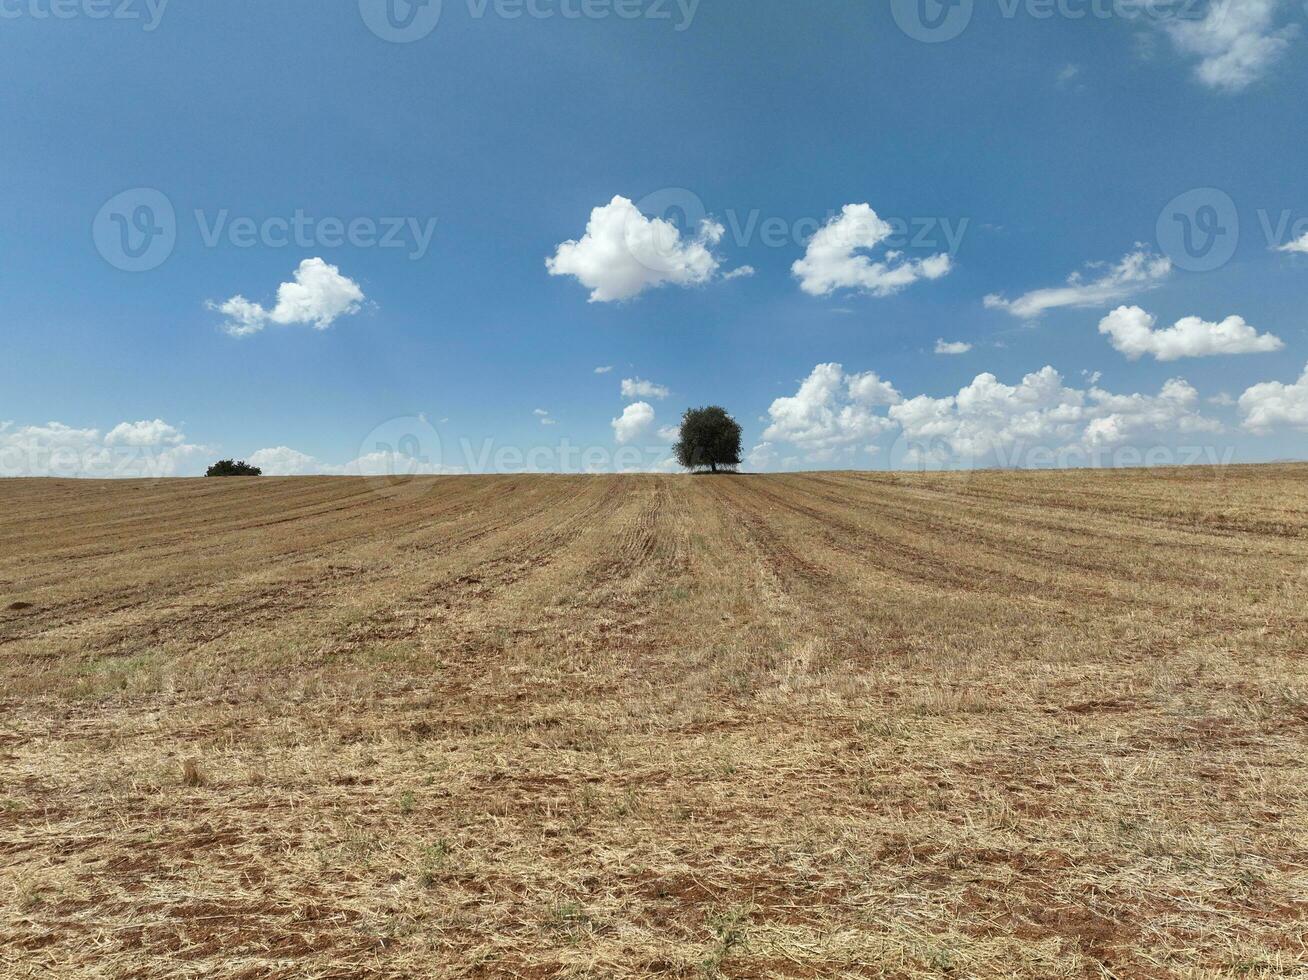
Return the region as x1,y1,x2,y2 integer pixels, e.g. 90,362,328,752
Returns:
594,365,614,374
934,339,973,355
657,425,680,442
612,401,656,444
1056,63,1082,87
1276,232,1308,254
1208,392,1237,407
1099,305,1284,361
1239,363,1308,432
985,248,1171,320
621,377,671,400
722,265,756,281
534,409,559,426
210,258,365,337
546,196,723,303
792,203,953,297
747,441,778,471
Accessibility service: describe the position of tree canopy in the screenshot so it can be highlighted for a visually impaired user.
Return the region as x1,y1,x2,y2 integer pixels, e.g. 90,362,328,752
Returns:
673,406,742,473
205,459,263,477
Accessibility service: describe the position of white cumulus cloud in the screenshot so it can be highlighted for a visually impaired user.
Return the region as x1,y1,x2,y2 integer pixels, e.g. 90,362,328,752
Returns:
1276,232,1308,253
1098,305,1284,361
248,445,464,476
105,419,186,447
761,363,901,461
890,368,1219,464
792,203,953,297
248,446,323,476
985,248,1171,320
621,377,671,400
210,258,365,337
0,419,209,478
546,196,724,303
935,339,973,355
1239,363,1308,432
612,401,656,444
1152,0,1298,92
756,364,1222,470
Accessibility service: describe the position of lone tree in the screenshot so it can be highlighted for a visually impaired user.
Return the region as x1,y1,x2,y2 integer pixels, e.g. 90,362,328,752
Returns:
674,406,742,473
205,459,262,477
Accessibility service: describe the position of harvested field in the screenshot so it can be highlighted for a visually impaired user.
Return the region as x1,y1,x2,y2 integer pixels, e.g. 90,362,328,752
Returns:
1,468,1306,978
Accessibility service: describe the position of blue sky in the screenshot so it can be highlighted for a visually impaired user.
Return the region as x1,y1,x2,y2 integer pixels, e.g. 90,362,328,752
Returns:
2,0,1307,476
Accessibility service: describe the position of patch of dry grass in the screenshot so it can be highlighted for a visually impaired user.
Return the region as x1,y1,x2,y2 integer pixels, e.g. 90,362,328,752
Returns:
1,468,1306,977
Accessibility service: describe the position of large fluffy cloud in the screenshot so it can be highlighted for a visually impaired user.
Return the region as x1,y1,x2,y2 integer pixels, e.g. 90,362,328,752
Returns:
612,401,656,443
1239,364,1308,433
0,419,209,478
760,363,901,461
1098,305,1284,361
755,363,1223,469
891,368,1219,464
1152,0,1298,92
792,204,952,297
210,258,365,337
546,196,724,303
985,248,1171,320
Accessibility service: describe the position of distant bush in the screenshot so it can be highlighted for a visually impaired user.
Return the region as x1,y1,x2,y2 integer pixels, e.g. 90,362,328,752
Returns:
205,459,262,477
674,406,742,473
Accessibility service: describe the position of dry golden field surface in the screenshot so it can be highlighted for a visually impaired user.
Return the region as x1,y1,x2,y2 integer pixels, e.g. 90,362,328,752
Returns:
2,468,1307,978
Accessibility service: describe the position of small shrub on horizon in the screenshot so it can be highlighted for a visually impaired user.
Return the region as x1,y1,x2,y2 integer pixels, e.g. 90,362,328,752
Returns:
205,459,262,477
